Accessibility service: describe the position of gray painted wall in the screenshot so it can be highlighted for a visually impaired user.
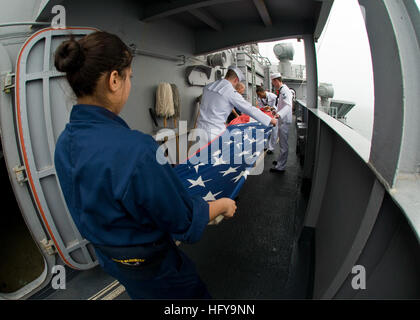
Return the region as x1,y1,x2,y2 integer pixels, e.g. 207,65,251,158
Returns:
63,0,212,135
313,125,375,298
335,193,420,299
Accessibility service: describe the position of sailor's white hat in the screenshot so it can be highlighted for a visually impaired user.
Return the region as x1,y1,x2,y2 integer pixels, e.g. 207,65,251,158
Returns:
270,72,282,80
228,65,245,82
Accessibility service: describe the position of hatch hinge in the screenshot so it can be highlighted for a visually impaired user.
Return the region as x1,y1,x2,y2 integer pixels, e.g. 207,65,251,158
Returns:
3,73,15,93
40,239,57,255
13,165,28,185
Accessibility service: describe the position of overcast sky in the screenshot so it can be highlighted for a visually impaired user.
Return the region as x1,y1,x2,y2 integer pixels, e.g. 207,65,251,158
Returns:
258,0,420,141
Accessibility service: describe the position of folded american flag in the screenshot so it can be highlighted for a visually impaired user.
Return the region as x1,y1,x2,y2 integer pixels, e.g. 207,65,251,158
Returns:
174,120,273,224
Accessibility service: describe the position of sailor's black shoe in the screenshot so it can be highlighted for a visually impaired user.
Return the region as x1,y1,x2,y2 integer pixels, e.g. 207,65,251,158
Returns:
267,150,273,155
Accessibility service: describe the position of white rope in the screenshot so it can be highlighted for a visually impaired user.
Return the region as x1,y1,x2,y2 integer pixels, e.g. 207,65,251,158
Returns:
155,82,175,118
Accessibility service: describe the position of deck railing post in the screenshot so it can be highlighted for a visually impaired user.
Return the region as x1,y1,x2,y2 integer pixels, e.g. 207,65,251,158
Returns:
301,34,319,193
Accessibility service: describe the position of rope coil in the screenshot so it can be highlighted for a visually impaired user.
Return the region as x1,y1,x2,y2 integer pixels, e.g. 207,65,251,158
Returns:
155,83,175,118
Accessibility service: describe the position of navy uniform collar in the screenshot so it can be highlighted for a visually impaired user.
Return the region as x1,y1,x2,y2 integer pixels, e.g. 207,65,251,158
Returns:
70,104,130,129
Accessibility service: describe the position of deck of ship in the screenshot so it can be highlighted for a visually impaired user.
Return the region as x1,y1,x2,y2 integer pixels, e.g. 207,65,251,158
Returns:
33,117,313,300
181,116,313,299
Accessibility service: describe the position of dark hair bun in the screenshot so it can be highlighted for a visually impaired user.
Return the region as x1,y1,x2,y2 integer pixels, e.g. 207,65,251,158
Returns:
54,31,133,97
54,39,85,73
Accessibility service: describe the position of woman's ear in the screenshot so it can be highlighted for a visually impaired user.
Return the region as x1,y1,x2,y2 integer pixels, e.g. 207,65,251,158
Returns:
108,70,121,92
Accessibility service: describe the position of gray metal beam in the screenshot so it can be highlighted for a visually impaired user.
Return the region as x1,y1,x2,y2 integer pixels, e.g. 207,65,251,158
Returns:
384,0,420,175
313,0,334,41
302,34,319,181
252,0,272,27
140,0,241,22
344,0,419,238
303,34,318,109
188,8,223,31
358,0,404,188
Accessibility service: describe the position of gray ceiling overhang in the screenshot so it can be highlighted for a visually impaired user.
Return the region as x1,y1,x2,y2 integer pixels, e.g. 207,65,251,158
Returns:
138,0,334,54
36,0,333,55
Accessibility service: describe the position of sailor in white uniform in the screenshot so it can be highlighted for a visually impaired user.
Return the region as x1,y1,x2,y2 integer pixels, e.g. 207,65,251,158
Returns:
270,73,293,173
196,66,277,142
256,85,278,111
256,86,278,153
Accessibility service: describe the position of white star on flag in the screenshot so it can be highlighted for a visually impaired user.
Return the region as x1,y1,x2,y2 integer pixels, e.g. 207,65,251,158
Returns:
188,176,211,188
193,163,205,174
220,167,239,176
202,191,223,201
212,150,222,157
246,151,261,160
212,156,227,167
238,150,250,157
224,140,234,145
232,170,250,183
